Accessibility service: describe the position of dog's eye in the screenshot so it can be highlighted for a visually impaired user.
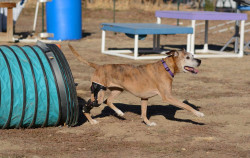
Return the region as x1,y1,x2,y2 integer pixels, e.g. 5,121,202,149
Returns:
186,56,190,59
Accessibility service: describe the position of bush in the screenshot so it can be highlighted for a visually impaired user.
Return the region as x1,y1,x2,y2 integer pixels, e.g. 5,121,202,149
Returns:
204,0,214,11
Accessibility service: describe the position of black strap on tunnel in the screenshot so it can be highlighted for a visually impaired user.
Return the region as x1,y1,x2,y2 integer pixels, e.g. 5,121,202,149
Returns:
47,44,79,126
16,46,38,128
4,46,27,129
57,45,79,126
26,46,50,128
37,42,68,125
35,45,62,126
46,44,72,125
0,48,14,129
53,44,78,126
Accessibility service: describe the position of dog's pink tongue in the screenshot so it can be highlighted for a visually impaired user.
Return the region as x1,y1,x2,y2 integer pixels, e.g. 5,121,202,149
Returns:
185,66,199,74
194,68,199,74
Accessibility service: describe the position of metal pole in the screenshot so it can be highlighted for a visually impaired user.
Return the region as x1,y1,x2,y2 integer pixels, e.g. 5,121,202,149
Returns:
239,20,245,57
33,1,40,32
134,35,139,59
177,0,180,26
113,0,116,35
204,20,209,51
101,30,106,53
235,1,241,53
113,0,115,23
191,20,196,54
42,2,44,32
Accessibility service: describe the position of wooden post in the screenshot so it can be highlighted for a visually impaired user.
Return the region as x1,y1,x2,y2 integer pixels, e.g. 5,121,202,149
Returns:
7,7,13,41
0,2,16,42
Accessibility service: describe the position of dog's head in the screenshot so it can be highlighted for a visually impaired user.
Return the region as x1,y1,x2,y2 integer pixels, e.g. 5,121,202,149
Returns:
166,49,201,74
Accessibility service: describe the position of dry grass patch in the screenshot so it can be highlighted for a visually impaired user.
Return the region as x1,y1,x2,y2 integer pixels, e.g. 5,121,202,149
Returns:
85,0,185,11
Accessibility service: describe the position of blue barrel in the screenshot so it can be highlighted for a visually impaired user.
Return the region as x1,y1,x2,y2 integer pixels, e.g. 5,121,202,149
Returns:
46,0,82,40
0,42,78,129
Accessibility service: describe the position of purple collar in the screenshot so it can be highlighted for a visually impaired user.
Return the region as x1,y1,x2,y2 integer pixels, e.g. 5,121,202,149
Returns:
161,59,174,78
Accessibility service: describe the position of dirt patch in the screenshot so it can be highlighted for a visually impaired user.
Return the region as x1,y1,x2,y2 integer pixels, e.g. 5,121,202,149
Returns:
0,7,250,158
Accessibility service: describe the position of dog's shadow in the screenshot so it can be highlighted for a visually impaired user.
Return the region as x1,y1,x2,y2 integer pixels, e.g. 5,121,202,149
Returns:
77,97,204,126
93,100,205,125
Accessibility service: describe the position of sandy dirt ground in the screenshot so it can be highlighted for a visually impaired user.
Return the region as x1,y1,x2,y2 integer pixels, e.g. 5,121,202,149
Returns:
0,8,250,158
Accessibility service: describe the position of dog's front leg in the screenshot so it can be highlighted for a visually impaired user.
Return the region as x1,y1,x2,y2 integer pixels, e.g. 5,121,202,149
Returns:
83,84,106,125
141,99,156,126
158,85,204,117
84,112,99,125
163,95,204,117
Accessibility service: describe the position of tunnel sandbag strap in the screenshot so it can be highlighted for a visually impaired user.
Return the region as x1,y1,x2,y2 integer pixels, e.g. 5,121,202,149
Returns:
37,43,68,125
0,48,14,129
36,42,63,126
35,45,61,127
33,45,61,127
37,41,79,125
47,44,76,126
46,44,78,126
53,44,78,126
37,40,50,53
46,45,72,125
46,51,67,125
5,46,27,129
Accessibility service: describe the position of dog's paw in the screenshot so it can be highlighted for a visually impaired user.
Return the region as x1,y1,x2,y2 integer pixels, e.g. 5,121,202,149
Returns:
195,111,205,117
90,119,99,125
148,122,157,126
116,110,125,117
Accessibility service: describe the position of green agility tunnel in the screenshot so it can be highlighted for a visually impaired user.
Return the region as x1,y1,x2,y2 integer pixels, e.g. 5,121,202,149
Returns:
0,41,78,129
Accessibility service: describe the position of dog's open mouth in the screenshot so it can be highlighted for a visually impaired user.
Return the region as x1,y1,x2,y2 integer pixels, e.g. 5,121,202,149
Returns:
184,66,198,74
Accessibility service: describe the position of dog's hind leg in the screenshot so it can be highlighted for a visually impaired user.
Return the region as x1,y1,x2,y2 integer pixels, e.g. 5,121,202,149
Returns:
84,113,99,125
105,88,124,116
141,99,156,126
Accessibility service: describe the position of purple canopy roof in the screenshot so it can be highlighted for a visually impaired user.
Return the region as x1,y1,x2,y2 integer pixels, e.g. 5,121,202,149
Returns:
155,11,248,21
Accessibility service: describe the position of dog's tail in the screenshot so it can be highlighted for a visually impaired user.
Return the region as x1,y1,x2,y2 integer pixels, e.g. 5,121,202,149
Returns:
68,44,99,69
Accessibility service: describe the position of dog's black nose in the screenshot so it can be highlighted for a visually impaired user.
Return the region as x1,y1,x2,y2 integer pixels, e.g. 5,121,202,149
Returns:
196,59,201,66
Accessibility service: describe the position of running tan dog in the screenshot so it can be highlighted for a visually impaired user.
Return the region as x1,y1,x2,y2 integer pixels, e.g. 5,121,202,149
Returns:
69,44,204,126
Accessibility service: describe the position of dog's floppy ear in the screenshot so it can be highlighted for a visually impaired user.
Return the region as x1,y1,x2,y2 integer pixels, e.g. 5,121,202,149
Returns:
166,50,179,57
